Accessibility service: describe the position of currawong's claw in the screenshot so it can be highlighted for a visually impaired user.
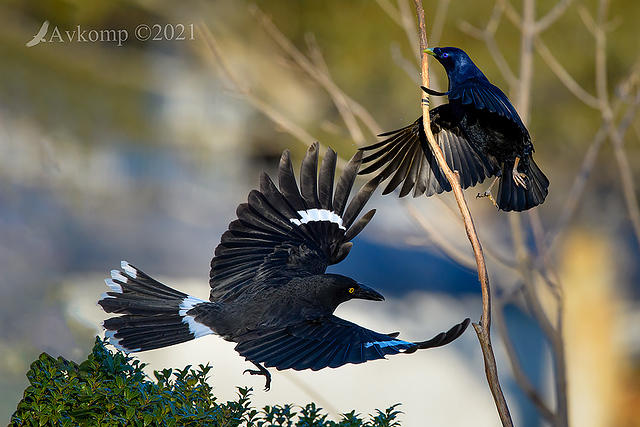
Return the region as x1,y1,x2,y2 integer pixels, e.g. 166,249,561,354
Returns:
243,362,272,391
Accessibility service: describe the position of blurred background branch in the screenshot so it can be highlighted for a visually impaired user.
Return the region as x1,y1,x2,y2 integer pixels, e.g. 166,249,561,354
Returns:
2,0,640,425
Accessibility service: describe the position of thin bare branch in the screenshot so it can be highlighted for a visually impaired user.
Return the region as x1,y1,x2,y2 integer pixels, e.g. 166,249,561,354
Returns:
402,201,476,268
390,43,421,83
375,0,403,26
429,0,450,45
486,0,506,35
528,210,562,299
609,98,640,247
250,6,383,139
592,7,611,115
305,34,366,145
458,23,517,87
535,39,600,109
587,0,640,247
511,222,558,344
344,100,385,137
544,97,639,254
535,0,574,33
413,1,513,425
250,8,369,145
497,0,521,27
577,6,598,37
427,196,521,272
498,0,598,112
517,0,535,122
510,214,568,427
542,46,640,254
458,2,518,88
457,21,484,39
399,0,420,63
495,296,555,422
495,0,569,423
198,24,337,161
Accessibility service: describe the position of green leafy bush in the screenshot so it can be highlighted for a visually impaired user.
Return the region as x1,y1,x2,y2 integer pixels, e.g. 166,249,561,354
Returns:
11,338,402,426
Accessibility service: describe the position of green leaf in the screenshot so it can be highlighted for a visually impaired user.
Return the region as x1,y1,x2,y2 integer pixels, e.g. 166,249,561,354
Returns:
11,337,403,426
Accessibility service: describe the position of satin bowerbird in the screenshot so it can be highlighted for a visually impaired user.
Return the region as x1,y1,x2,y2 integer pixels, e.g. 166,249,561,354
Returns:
359,47,549,212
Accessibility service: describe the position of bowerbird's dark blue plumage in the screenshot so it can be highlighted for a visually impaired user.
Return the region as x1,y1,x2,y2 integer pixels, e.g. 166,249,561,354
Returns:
359,47,549,211
99,143,470,389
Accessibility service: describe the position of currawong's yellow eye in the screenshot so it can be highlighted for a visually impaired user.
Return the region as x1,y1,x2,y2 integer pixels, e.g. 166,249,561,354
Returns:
348,287,355,294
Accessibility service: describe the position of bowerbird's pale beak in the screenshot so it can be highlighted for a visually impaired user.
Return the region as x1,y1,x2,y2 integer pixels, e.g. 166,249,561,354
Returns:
424,48,436,57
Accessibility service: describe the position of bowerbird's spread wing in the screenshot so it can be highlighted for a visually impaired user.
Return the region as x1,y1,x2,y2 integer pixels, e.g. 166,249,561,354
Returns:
210,143,378,302
234,316,470,371
358,104,496,197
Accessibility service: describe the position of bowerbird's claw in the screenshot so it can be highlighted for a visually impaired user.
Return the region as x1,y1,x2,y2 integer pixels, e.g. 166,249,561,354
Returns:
512,169,528,189
477,190,498,207
512,156,528,189
476,176,499,207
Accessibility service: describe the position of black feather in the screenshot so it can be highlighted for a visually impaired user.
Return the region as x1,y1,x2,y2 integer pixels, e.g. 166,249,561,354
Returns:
278,150,307,211
318,149,337,210
333,150,363,217
300,142,320,208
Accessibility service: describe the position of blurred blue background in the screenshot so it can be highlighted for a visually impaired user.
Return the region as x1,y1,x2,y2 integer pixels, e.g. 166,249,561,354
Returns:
1,0,639,425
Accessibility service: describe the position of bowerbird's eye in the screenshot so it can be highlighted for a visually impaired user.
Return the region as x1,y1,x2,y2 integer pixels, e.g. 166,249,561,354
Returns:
348,287,355,294
442,52,448,58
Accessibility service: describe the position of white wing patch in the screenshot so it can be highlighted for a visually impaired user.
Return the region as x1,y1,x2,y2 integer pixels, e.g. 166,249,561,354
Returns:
289,208,346,230
179,296,214,338
364,339,411,349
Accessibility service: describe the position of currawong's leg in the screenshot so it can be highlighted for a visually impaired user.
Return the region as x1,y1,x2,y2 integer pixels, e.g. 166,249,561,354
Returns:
243,360,272,391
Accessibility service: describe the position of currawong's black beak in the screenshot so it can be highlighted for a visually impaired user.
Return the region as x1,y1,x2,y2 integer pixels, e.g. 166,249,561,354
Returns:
353,284,385,301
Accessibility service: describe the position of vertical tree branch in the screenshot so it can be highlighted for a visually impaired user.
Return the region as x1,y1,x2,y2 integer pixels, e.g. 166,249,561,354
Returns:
608,110,640,247
458,1,519,89
534,39,600,109
495,294,555,422
517,0,535,122
412,1,514,425
510,215,568,427
507,1,571,424
586,0,640,249
429,0,450,45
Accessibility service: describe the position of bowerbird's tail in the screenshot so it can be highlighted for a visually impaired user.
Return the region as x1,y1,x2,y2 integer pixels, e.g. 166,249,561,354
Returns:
496,155,549,212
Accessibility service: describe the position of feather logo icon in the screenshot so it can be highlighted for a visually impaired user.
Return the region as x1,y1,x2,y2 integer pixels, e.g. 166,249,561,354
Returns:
26,21,49,47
